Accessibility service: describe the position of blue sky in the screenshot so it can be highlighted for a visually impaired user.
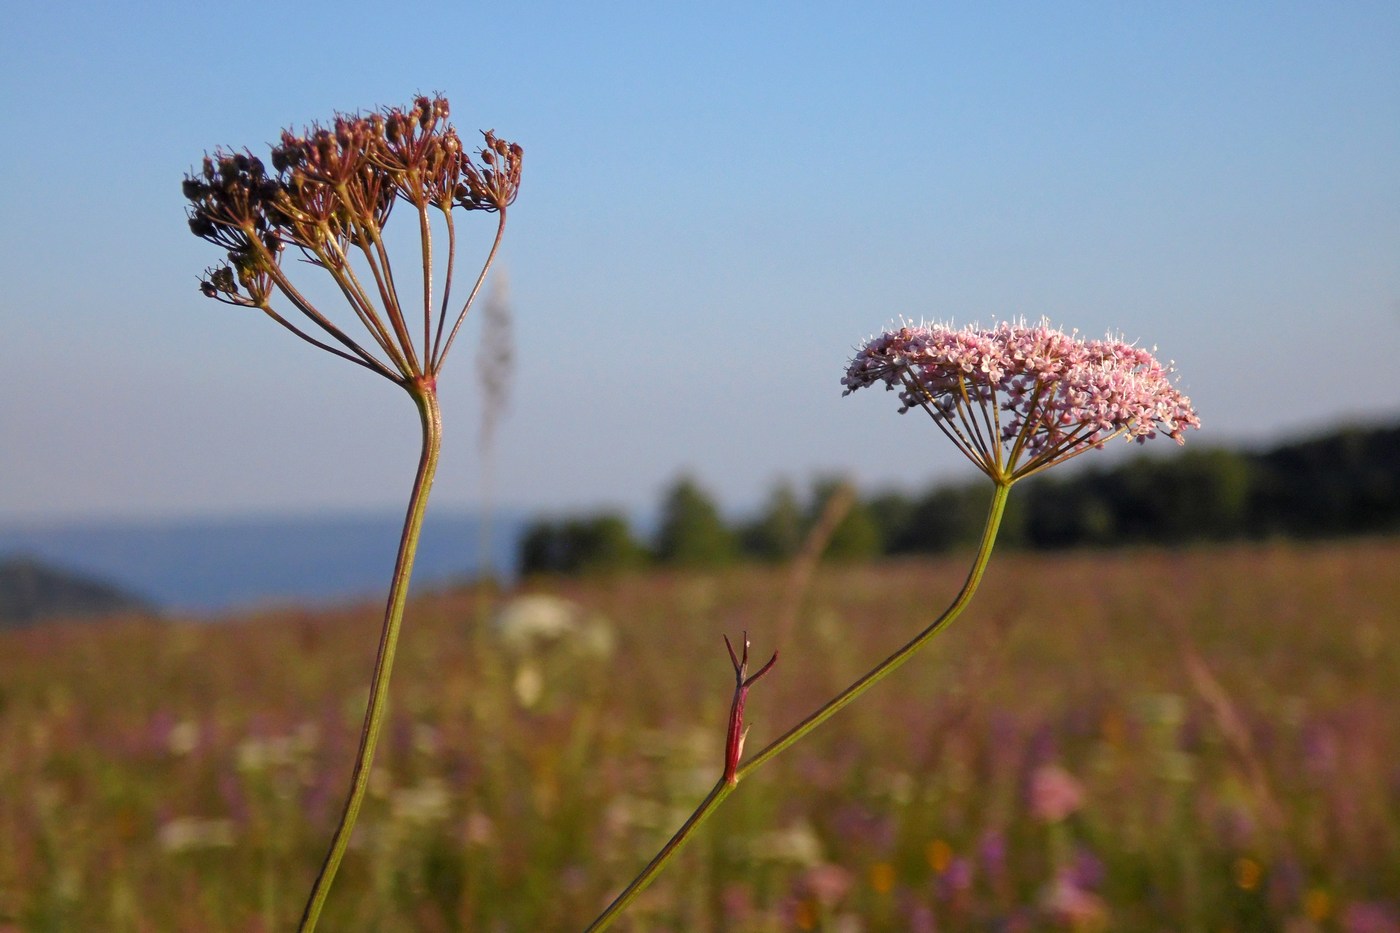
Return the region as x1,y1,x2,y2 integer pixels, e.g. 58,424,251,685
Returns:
3,1,1397,521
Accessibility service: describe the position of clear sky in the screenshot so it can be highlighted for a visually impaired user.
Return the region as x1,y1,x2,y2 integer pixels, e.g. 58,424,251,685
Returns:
2,1,1397,522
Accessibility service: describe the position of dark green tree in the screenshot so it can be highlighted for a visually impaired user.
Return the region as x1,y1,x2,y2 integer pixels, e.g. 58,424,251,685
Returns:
864,489,915,553
1023,472,1115,548
808,477,881,561
518,513,644,575
654,475,739,567
741,479,806,561
1248,424,1400,536
1103,449,1251,543
889,481,993,553
571,514,646,573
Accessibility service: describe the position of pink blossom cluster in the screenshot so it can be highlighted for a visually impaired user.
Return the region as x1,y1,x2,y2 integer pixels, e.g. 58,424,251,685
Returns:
842,320,1200,482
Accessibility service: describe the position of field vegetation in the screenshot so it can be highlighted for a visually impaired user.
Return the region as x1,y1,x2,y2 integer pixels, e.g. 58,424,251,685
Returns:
1,539,1397,931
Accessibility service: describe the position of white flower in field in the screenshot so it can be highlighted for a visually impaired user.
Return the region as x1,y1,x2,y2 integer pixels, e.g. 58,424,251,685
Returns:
390,778,452,825
158,817,236,853
167,719,200,756
491,594,616,708
513,660,544,707
491,594,615,658
748,820,825,867
412,722,441,756
235,735,292,772
493,594,576,648
234,722,319,772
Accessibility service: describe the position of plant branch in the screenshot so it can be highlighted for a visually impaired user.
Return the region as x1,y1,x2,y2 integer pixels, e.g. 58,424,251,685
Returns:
582,480,1012,932
738,480,1010,777
434,210,506,373
297,381,442,932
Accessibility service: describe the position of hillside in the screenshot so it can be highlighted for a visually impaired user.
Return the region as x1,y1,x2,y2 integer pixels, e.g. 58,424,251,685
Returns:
0,555,155,628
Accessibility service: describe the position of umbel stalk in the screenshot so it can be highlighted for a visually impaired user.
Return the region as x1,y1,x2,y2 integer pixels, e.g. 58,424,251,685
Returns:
299,382,442,932
583,481,1011,932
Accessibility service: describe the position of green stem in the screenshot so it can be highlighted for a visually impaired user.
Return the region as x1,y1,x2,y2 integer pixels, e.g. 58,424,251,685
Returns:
738,480,1010,776
581,780,735,933
298,381,442,932
583,480,1012,932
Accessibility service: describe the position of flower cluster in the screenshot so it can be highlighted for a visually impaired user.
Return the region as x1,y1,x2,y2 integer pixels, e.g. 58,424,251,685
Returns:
843,320,1199,482
182,96,522,384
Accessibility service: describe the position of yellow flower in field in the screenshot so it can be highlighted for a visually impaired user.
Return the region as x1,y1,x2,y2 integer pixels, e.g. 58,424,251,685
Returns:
1233,856,1262,891
1304,888,1332,922
869,862,896,895
927,838,953,874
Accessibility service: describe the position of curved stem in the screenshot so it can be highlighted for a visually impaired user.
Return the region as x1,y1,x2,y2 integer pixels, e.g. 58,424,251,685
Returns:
434,210,506,373
298,381,442,932
255,302,398,380
432,208,458,364
582,780,735,933
417,200,434,356
738,480,1009,776
582,481,1012,933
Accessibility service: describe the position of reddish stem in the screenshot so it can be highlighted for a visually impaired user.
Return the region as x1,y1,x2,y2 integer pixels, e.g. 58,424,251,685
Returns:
722,632,777,785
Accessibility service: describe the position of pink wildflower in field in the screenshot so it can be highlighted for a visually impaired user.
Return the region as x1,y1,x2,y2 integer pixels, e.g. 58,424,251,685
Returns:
1028,763,1086,823
843,320,1200,483
798,863,854,908
1042,868,1109,929
1343,902,1400,933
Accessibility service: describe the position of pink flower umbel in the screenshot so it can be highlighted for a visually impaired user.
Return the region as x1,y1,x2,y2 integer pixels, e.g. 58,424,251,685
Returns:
588,324,1200,933
842,320,1200,484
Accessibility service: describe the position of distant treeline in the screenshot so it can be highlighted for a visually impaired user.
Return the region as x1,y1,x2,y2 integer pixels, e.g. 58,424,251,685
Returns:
519,421,1400,575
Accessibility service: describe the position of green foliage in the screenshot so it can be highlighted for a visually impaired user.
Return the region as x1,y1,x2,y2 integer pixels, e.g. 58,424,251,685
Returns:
940,422,1399,552
740,480,805,562
808,477,882,562
653,475,739,568
1248,423,1400,536
518,513,644,576
519,422,1400,579
1023,449,1251,547
885,481,991,553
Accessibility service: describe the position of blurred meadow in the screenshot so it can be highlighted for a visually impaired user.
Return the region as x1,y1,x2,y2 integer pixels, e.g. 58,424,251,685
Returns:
2,537,1397,931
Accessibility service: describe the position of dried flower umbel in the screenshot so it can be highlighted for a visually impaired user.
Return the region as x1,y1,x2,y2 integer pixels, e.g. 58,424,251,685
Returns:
584,319,1198,932
183,96,521,933
185,95,520,384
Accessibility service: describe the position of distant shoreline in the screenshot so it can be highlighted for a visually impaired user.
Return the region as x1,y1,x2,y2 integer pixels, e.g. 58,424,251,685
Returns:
0,510,526,616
